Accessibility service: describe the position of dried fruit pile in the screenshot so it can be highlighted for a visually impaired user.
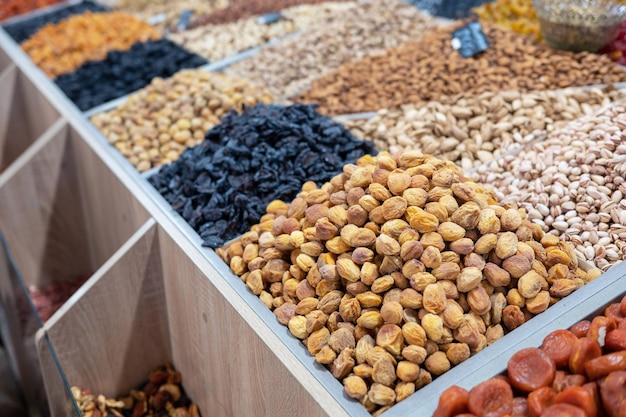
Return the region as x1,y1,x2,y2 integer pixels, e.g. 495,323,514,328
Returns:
341,88,626,171
473,0,542,41
3,1,109,43
149,104,376,248
295,24,626,115
434,294,626,417
0,0,65,22
472,101,626,271
90,69,273,172
55,39,207,111
228,0,441,99
72,365,201,417
21,12,161,77
218,150,597,414
169,2,356,62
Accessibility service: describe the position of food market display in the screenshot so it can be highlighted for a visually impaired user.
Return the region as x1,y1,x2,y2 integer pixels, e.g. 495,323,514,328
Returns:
168,2,357,62
90,69,273,172
341,88,626,170
294,23,626,115
218,150,599,414
149,104,376,247
5,1,626,416
433,293,626,417
473,101,626,272
228,0,443,99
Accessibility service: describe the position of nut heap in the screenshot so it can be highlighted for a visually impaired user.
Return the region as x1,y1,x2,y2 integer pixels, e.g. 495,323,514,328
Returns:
341,88,626,171
294,23,626,115
169,2,356,62
472,101,626,272
21,12,161,78
218,151,597,414
111,0,227,32
90,69,273,172
228,0,442,99
188,0,353,27
72,365,200,417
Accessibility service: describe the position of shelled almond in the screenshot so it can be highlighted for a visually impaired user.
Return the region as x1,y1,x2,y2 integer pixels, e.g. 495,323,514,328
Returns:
341,87,626,171
472,101,626,272
218,151,597,414
295,23,626,115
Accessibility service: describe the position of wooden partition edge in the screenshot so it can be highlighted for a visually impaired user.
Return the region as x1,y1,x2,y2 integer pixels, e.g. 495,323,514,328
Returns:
0,118,66,188
44,218,157,330
0,64,17,153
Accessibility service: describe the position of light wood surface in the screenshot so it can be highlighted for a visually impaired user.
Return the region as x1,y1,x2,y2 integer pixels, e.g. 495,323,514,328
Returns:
0,47,9,73
159,227,337,417
0,67,59,172
43,219,171,401
0,122,149,288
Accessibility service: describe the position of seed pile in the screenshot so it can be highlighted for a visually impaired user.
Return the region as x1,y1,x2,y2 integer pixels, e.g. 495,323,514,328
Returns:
473,0,542,41
55,39,207,111
3,1,109,43
0,0,65,22
189,0,352,27
229,0,443,99
472,102,626,271
149,104,377,248
218,150,596,414
91,69,273,172
72,365,201,417
169,2,356,62
341,88,626,171
295,23,626,115
22,12,161,77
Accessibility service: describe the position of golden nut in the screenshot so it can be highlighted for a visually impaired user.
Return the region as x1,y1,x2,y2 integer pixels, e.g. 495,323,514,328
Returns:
437,222,465,241
343,375,368,400
376,324,404,356
406,207,439,233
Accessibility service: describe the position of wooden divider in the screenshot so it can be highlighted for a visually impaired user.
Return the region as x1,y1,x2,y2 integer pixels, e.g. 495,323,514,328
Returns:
0,66,60,172
0,121,150,289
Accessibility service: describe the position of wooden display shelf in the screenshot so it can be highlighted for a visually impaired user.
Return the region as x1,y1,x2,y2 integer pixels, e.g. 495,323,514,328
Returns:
0,8,624,417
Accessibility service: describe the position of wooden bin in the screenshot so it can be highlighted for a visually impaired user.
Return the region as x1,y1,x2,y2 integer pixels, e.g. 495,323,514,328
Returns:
0,64,60,172
0,120,150,414
36,220,345,417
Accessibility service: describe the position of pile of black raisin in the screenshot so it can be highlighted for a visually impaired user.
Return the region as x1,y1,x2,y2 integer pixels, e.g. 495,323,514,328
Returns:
3,1,109,43
55,39,207,111
149,104,378,248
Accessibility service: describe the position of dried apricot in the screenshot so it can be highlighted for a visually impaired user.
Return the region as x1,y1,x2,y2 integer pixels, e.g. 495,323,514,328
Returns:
433,385,470,417
508,348,556,392
569,338,601,376
541,330,577,369
468,378,513,417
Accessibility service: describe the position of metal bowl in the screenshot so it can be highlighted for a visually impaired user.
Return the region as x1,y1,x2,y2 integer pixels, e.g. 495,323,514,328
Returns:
533,0,626,52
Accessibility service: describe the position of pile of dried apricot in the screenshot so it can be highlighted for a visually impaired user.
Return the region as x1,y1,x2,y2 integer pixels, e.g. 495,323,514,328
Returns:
434,294,626,416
